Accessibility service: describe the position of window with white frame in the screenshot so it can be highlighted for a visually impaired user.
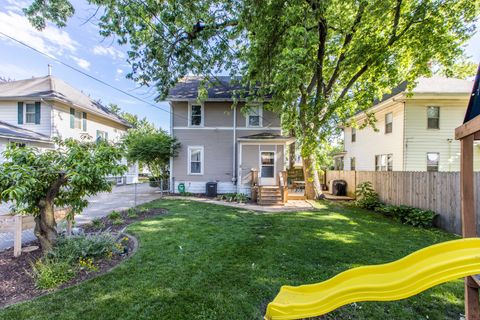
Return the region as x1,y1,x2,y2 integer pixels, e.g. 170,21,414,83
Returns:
351,128,356,142
246,104,262,127
74,110,82,129
189,103,203,127
375,154,393,171
188,146,204,175
427,106,440,129
385,112,393,134
427,152,439,172
25,103,36,124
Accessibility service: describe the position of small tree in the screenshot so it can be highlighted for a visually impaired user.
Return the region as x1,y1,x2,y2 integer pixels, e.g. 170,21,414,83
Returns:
0,139,126,252
125,131,180,185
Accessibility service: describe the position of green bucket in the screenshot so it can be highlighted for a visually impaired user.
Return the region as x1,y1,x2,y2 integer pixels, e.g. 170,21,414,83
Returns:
178,183,186,193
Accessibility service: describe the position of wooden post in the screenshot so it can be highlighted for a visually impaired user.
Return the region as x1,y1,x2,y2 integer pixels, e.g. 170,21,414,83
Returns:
460,134,479,319
13,215,22,257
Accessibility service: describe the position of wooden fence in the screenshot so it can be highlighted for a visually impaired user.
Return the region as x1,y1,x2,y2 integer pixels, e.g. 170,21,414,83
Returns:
325,170,478,235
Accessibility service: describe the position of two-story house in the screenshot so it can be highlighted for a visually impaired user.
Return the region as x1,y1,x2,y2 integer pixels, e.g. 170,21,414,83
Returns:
340,76,478,172
168,76,294,199
0,75,138,183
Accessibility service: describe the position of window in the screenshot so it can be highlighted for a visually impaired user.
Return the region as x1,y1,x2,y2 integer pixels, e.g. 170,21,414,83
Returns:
385,112,393,134
351,128,356,143
96,130,108,141
427,106,440,129
427,152,439,172
25,103,36,124
260,151,274,178
189,103,203,127
188,146,204,175
246,104,262,127
375,154,393,171
350,157,356,171
74,110,82,129
334,157,344,170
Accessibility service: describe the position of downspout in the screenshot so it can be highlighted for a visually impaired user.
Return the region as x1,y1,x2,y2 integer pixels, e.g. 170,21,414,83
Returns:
402,101,406,171
233,104,237,192
169,101,174,193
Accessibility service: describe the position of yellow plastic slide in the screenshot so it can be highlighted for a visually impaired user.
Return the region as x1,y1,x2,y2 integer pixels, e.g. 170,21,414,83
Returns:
265,238,480,320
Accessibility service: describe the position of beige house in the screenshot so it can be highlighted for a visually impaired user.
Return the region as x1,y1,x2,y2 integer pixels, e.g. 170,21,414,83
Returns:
0,75,138,183
168,76,294,202
340,76,477,172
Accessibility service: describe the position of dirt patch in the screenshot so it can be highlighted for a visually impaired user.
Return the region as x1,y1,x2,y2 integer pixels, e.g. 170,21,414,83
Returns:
0,207,166,309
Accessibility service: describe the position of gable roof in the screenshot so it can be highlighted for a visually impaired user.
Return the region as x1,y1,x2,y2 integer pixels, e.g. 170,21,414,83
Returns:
0,120,52,143
0,76,130,127
168,76,266,101
353,76,474,119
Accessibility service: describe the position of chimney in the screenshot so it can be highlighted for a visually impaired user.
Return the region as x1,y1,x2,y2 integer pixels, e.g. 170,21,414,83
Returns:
48,64,52,76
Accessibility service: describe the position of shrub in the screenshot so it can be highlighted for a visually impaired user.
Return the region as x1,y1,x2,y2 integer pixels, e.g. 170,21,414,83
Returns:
375,204,437,228
112,219,125,226
127,208,138,219
30,258,76,289
91,218,105,229
217,193,249,203
235,193,248,203
355,182,381,210
49,234,117,264
108,210,121,220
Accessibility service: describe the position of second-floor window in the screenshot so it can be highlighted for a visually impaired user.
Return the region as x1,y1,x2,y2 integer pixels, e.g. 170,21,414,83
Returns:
25,103,36,124
18,102,40,125
385,112,393,134
70,108,87,131
375,154,392,171
351,128,356,142
189,103,203,127
246,104,262,127
427,152,439,172
427,106,440,129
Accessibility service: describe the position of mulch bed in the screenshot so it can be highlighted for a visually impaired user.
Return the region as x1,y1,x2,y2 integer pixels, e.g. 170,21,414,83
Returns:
0,207,167,309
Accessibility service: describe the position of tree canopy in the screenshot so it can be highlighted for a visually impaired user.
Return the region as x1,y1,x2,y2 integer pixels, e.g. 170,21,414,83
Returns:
24,0,480,198
0,139,126,250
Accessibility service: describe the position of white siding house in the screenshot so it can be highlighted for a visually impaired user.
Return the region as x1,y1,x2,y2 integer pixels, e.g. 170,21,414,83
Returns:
0,75,138,183
342,77,478,172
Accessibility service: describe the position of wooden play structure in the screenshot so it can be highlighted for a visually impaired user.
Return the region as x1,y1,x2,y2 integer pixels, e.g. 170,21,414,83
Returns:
265,64,480,320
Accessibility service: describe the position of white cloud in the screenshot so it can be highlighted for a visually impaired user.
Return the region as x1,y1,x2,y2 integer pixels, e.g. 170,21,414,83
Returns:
71,56,91,70
0,10,78,57
115,68,124,81
92,45,126,60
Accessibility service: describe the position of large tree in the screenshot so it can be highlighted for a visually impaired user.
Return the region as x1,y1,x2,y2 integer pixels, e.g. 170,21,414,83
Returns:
24,0,479,198
0,139,126,251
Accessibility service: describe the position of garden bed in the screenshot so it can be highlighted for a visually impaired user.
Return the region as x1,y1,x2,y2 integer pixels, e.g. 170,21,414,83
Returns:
0,207,167,309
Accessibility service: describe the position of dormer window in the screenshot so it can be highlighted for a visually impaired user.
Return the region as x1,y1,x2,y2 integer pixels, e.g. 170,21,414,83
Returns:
188,103,203,127
246,104,262,127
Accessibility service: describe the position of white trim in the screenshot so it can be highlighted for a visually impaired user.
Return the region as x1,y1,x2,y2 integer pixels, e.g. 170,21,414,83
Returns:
245,104,263,128
188,101,204,127
169,101,174,192
259,149,276,185
172,126,282,131
187,145,204,175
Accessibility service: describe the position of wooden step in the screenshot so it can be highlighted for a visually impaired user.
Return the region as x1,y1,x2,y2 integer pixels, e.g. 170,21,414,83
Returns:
258,200,284,206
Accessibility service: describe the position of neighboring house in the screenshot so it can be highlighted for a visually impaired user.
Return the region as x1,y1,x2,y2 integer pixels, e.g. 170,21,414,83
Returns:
341,76,477,172
0,75,138,183
167,76,294,197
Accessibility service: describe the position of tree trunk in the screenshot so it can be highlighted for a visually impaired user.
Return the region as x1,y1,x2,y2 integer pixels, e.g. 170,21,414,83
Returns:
289,129,296,169
303,154,324,200
34,200,57,253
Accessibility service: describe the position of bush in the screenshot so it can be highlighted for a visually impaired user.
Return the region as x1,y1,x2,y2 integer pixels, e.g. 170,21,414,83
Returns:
49,234,117,264
108,210,121,220
91,218,105,229
375,204,437,228
217,193,249,203
127,208,138,219
30,258,76,289
355,182,381,210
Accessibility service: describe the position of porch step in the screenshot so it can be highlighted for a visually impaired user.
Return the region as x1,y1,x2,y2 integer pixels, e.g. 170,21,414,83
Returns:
258,186,283,205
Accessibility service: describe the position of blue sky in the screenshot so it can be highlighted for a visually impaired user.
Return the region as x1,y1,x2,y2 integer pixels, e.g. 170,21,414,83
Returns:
0,0,479,131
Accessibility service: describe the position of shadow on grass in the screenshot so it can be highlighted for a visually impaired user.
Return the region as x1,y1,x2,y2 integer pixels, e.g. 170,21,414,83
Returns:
0,199,463,320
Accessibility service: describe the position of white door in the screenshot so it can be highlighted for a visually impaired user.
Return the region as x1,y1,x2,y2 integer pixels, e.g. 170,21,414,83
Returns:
259,151,276,185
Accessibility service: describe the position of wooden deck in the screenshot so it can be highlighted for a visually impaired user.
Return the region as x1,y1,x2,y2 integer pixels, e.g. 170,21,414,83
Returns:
323,192,355,201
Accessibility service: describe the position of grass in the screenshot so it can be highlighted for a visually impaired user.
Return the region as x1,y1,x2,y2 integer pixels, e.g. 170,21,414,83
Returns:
0,200,462,320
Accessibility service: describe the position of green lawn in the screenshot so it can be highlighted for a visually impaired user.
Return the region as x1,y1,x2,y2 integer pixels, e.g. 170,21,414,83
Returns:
1,199,463,320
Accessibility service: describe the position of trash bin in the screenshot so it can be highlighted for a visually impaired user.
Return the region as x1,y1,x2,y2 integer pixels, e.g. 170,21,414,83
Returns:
332,180,347,196
206,182,217,197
